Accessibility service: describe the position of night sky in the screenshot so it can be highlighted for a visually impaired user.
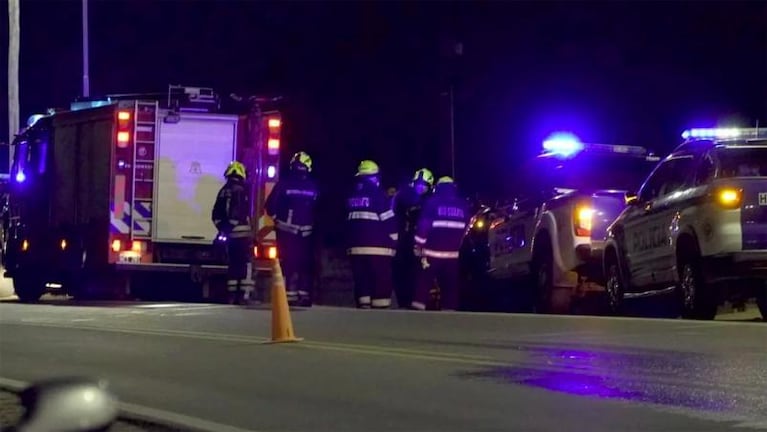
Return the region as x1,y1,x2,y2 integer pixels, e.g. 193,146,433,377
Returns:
2,0,766,205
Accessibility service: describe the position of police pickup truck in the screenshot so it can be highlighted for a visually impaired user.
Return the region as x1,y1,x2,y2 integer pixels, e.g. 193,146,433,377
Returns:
477,135,660,313
603,128,767,320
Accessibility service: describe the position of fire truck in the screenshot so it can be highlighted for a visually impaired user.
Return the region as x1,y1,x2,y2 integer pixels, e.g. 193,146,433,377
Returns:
1,86,282,302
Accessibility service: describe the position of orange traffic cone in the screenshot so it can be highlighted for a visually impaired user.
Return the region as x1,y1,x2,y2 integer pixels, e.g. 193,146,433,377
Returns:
265,259,302,344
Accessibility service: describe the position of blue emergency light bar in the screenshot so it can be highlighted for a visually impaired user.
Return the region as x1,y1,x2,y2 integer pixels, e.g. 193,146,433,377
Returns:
681,127,767,141
542,132,651,159
543,133,583,157
70,99,114,111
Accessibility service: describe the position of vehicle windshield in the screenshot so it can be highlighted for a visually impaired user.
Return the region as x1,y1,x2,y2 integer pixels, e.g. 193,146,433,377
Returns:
717,146,767,177
521,151,659,194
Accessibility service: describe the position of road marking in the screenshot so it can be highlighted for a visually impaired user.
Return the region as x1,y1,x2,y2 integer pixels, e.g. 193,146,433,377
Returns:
133,304,232,311
4,320,767,394
3,323,767,428
0,321,497,362
0,376,261,432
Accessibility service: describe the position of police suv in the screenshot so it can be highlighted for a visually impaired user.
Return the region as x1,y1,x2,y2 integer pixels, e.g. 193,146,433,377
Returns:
603,128,767,320
479,135,659,313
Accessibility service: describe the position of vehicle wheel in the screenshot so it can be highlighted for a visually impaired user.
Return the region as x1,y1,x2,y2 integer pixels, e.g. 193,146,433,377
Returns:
532,246,554,314
13,273,45,303
66,250,93,300
604,254,625,315
678,257,717,320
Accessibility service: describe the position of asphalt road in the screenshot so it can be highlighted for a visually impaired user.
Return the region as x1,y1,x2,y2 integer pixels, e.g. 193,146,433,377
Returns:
0,301,765,432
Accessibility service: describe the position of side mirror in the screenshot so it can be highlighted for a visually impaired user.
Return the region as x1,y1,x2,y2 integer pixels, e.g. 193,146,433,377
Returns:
625,192,639,206
16,377,119,432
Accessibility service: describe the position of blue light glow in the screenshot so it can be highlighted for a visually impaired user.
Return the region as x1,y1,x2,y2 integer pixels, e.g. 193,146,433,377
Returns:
26,114,45,128
15,172,26,183
543,132,584,158
681,128,742,140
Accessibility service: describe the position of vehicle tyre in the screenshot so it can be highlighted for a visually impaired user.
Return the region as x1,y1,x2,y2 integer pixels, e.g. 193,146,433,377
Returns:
66,250,94,300
678,254,717,320
532,242,554,314
604,252,625,315
13,273,45,303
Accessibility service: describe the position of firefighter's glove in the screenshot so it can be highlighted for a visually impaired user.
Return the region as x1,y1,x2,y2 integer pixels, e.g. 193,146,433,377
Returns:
421,257,430,270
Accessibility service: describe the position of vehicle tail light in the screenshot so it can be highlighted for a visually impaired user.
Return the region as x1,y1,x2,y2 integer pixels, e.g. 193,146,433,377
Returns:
111,239,122,252
714,187,742,209
268,139,280,155
253,246,258,257
117,131,130,148
22,239,29,252
132,241,144,252
118,111,131,121
60,239,67,250
574,205,595,237
268,246,278,259
268,118,281,129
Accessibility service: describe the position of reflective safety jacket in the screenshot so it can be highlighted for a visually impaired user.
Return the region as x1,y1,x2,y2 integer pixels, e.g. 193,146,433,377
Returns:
265,173,319,237
212,177,252,239
345,178,397,256
414,184,470,259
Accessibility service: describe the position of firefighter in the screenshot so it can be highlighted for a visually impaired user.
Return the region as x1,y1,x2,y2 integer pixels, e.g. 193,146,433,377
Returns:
391,168,434,308
212,161,255,305
264,151,319,307
345,160,397,309
411,176,470,311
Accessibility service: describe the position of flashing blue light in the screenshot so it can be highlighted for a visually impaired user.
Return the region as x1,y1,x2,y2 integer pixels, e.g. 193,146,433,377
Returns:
26,114,45,128
681,128,743,140
543,132,584,158
15,172,26,183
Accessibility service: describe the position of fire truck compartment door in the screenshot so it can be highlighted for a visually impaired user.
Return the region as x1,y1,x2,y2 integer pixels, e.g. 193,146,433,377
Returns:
154,113,237,244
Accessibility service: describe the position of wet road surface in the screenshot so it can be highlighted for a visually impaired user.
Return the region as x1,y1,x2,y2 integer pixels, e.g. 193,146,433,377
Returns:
0,300,765,431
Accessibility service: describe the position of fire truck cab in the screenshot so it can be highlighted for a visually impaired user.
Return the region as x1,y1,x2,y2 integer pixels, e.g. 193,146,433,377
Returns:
2,86,282,302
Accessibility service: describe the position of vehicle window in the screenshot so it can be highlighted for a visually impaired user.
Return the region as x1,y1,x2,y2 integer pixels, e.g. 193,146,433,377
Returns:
11,140,29,180
638,156,694,201
34,137,48,175
516,151,658,199
657,157,695,197
716,147,767,178
695,155,715,185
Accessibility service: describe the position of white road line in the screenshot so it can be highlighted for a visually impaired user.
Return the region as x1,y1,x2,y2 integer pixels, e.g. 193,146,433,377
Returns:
0,376,262,432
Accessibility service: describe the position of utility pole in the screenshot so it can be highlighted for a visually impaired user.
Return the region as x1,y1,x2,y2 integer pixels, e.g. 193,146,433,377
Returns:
8,0,20,169
449,84,455,179
447,41,462,180
82,0,90,97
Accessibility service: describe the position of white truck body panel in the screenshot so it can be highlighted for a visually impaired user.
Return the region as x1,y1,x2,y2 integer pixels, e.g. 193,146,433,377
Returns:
154,113,238,244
